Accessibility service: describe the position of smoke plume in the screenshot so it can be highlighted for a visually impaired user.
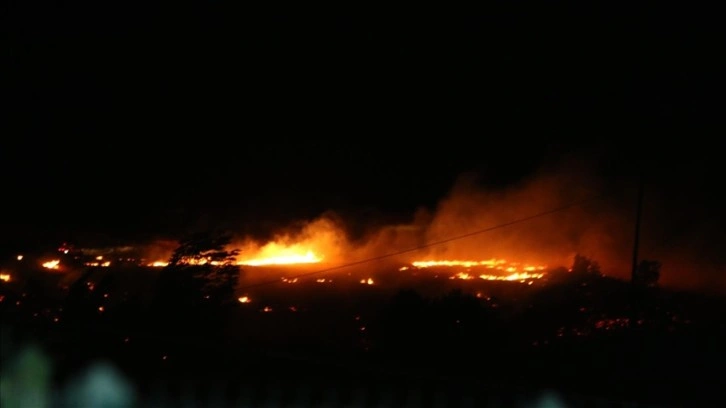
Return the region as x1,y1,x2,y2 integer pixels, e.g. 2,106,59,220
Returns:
143,146,724,292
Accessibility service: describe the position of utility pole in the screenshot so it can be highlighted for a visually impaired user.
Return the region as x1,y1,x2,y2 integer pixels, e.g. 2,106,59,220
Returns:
631,177,644,284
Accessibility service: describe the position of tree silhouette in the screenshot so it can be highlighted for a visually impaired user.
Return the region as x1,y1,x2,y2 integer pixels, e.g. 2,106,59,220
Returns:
154,232,241,315
168,232,239,268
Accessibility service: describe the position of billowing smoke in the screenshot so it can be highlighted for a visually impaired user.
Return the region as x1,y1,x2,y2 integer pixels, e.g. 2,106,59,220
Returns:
407,149,723,292
232,212,352,265
635,173,726,292
412,156,633,273
218,155,628,278
139,147,724,293
139,239,179,265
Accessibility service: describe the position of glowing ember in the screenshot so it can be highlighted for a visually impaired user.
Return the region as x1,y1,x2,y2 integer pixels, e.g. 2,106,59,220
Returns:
450,272,474,280
0,273,11,282
237,296,251,303
238,249,321,266
42,260,61,270
16,255,23,261
85,261,111,267
360,278,374,285
148,261,168,267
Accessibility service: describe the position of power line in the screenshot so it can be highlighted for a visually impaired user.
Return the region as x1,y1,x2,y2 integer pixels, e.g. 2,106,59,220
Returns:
238,191,612,290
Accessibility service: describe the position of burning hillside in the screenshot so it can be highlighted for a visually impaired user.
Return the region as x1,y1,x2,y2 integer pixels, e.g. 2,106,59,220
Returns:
135,211,555,285
18,155,724,293
400,259,547,283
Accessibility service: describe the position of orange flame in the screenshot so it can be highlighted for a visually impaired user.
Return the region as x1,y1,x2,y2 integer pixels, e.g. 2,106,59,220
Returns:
404,258,547,283
237,246,321,266
42,260,61,270
234,215,343,266
85,261,111,267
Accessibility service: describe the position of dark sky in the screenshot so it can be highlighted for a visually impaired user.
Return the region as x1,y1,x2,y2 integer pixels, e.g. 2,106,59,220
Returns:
3,3,723,247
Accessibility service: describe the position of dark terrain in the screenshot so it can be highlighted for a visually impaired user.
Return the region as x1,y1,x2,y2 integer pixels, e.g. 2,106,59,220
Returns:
2,261,725,407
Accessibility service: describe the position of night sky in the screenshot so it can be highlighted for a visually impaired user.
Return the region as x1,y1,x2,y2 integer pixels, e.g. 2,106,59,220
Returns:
3,3,723,249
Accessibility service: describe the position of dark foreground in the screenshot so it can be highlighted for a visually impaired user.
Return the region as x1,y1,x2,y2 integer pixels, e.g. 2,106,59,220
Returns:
2,268,725,407
3,326,723,407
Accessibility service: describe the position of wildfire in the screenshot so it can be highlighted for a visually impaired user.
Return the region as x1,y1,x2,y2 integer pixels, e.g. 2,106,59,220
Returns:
42,260,61,270
409,259,545,271
145,216,339,268
0,273,11,282
404,258,547,283
236,247,322,266
479,272,544,282
146,258,223,267
233,219,340,266
146,250,323,268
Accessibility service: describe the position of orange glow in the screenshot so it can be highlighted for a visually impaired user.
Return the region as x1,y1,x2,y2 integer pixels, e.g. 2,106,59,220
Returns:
237,296,251,303
0,273,10,282
142,216,344,268
42,260,60,270
237,246,321,266
234,216,344,266
147,247,323,268
360,278,374,285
